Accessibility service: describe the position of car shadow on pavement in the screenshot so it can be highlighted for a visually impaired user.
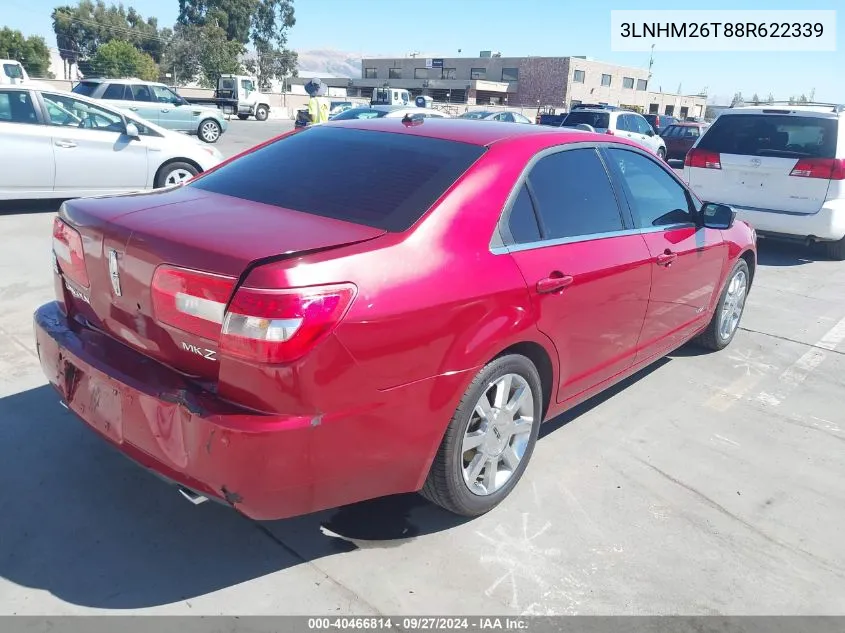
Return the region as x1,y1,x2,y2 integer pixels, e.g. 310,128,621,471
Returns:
756,239,827,267
0,384,468,610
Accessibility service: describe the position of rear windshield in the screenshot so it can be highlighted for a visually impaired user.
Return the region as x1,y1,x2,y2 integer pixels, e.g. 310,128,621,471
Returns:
697,114,838,159
331,108,389,120
71,82,98,96
189,126,486,232
561,111,610,129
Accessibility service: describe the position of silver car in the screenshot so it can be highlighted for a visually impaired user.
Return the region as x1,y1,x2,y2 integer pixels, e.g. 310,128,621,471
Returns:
458,110,533,124
560,108,668,159
0,84,223,200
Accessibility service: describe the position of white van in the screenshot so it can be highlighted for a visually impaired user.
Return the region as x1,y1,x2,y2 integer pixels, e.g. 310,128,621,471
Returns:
371,87,410,106
0,60,29,85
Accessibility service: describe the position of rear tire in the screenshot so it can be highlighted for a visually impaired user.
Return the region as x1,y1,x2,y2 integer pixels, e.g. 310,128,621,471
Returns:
825,236,845,261
237,114,249,120
420,354,542,517
155,161,198,188
694,259,750,351
255,105,269,121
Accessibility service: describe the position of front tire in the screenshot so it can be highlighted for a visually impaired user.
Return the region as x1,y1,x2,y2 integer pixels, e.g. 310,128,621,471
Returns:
237,114,249,121
421,354,542,516
198,118,222,143
155,161,198,188
694,259,750,351
825,236,845,261
255,105,269,121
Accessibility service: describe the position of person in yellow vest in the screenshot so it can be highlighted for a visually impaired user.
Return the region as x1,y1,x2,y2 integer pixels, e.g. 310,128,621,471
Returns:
305,78,330,124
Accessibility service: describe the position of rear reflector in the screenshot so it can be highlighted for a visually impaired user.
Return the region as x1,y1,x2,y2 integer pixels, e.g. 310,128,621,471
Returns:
52,217,89,288
685,148,721,170
790,157,845,180
151,266,237,341
221,284,356,364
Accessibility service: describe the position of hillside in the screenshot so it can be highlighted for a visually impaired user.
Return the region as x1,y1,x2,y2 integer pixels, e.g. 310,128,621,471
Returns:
296,49,363,78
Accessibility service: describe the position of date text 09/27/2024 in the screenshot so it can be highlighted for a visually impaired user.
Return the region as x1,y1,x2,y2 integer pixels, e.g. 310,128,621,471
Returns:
307,617,529,630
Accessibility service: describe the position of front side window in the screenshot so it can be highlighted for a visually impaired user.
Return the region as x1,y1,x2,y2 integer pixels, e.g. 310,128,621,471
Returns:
608,148,694,228
42,93,124,132
3,63,23,79
526,148,624,240
0,90,39,124
131,84,154,102
241,79,255,92
632,115,653,135
151,85,181,104
101,83,129,100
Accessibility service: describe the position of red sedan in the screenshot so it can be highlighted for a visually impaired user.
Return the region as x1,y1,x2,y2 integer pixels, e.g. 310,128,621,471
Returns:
36,118,756,520
662,122,709,161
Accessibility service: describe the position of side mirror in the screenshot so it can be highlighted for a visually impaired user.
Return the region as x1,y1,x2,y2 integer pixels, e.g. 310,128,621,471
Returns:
124,122,140,139
647,129,655,136
700,202,736,229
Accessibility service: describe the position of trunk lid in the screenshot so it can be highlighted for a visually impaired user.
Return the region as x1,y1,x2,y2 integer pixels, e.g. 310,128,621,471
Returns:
59,187,385,380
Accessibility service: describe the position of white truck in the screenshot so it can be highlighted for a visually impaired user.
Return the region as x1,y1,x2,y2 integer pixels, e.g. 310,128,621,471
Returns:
183,74,272,121
1,59,29,85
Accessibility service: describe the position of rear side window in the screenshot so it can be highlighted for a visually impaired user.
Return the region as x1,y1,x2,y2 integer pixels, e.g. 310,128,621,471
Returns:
507,184,541,244
71,82,99,97
698,114,837,159
102,83,129,100
526,148,624,240
190,126,486,232
562,111,610,129
662,126,680,137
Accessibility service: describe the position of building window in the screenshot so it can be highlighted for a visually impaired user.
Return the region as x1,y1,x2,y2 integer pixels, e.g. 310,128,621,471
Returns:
442,68,457,80
388,68,402,79
573,70,585,83
601,74,612,87
414,68,428,79
637,79,648,91
470,67,486,80
364,68,377,79
664,105,675,115
501,67,519,81
623,77,635,89
649,103,659,114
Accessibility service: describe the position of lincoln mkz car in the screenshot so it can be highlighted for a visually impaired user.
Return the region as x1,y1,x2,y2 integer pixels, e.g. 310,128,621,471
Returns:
35,118,756,520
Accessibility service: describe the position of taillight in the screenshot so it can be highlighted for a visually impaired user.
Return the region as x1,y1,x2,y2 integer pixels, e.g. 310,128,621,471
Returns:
220,284,356,364
52,217,89,288
685,148,721,170
790,157,845,180
151,266,237,341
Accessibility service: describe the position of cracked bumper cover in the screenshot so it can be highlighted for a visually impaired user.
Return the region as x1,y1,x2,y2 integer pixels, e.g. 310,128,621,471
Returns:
33,301,431,520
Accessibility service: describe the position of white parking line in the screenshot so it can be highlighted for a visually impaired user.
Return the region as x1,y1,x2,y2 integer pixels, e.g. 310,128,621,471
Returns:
757,315,845,407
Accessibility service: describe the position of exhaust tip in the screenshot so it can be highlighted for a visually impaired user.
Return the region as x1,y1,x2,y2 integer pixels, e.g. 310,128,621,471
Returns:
178,486,208,505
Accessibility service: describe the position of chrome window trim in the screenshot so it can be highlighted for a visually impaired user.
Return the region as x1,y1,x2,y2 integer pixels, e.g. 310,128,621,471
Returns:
490,223,695,255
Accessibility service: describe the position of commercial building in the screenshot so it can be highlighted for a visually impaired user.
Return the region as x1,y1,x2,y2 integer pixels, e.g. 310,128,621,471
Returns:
294,51,707,118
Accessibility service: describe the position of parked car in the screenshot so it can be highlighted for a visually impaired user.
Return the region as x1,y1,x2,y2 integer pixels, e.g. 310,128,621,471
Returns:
295,104,450,130
0,85,222,200
72,78,229,143
644,113,679,135
685,103,845,260
662,122,709,161
330,101,354,115
182,74,271,121
560,108,668,159
458,110,533,124
36,118,755,521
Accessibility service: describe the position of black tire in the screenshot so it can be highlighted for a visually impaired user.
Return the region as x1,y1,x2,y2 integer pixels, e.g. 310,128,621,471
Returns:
237,114,249,120
198,118,222,143
825,236,845,261
154,161,199,189
657,147,666,161
420,354,543,516
694,259,750,351
255,105,269,121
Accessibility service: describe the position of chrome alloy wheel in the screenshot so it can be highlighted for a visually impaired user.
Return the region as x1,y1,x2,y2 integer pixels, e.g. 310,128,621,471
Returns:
200,120,221,142
719,268,748,340
461,373,535,496
164,168,194,186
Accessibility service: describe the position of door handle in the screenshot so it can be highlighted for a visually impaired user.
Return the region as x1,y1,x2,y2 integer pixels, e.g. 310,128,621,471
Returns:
161,109,170,113
54,140,77,148
656,250,677,267
128,107,138,111
536,274,574,294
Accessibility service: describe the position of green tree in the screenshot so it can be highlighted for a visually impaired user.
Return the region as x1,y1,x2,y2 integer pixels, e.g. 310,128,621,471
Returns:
766,93,775,104
751,93,760,104
91,39,158,80
163,23,243,87
730,92,744,107
798,93,809,104
0,28,53,77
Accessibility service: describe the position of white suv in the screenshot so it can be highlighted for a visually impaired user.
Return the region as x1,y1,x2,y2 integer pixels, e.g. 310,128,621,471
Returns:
685,104,845,260
560,108,667,159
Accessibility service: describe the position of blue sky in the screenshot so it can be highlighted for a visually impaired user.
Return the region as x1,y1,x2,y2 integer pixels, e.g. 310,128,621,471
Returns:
6,0,844,103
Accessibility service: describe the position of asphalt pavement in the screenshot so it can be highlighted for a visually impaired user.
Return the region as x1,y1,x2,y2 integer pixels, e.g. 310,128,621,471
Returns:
1,121,844,616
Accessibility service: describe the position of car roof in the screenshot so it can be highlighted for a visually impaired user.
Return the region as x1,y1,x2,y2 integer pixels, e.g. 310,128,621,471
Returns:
668,121,707,126
77,77,166,86
324,116,632,148
723,105,843,118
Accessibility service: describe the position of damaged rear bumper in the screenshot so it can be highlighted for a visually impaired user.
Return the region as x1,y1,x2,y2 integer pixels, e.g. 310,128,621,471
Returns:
33,301,401,520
